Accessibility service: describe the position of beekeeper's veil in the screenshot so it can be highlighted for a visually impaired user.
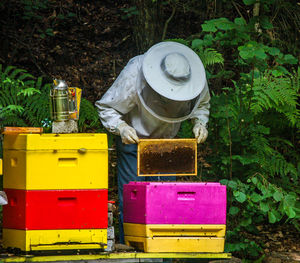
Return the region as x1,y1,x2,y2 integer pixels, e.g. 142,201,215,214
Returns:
137,41,207,123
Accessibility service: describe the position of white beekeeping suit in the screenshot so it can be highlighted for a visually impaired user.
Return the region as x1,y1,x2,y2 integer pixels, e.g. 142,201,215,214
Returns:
95,41,211,244
95,41,210,144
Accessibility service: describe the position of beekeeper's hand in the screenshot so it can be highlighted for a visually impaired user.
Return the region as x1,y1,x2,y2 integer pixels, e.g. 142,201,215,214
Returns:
193,120,208,144
117,123,139,144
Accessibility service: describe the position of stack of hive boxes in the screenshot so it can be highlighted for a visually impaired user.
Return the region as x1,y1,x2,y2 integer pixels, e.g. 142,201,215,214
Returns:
123,139,227,253
2,133,108,252
123,182,226,252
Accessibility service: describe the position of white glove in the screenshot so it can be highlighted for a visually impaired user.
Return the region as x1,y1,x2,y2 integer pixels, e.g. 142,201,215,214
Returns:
0,191,8,205
117,123,139,144
193,121,208,144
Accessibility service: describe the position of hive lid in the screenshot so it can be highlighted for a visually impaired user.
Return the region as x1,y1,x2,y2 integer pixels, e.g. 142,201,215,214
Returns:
137,138,197,176
128,182,221,186
1,127,43,134
3,133,108,150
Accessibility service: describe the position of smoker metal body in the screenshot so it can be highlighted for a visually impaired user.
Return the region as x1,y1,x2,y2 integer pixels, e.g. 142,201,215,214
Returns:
50,79,80,121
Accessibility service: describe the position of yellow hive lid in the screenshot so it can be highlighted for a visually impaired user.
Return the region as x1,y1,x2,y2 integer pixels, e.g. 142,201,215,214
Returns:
3,133,108,151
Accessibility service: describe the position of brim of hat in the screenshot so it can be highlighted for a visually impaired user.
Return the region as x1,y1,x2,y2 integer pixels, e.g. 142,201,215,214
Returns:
142,41,206,101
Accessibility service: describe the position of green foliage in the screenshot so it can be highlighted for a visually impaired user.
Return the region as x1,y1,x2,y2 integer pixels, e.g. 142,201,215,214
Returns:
22,77,52,128
0,65,43,127
78,98,104,132
177,120,194,138
176,14,299,259
207,71,299,257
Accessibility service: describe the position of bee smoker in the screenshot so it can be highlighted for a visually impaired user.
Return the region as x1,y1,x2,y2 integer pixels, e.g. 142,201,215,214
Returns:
50,79,81,133
50,79,78,121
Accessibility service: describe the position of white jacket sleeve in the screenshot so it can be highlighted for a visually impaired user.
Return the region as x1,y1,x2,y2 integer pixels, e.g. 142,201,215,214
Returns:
190,82,211,126
95,56,141,134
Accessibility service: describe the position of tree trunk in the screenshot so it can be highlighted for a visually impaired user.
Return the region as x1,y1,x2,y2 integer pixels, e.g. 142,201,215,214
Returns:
131,0,163,53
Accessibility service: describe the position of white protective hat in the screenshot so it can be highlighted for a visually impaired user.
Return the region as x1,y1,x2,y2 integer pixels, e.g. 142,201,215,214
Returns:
142,41,206,101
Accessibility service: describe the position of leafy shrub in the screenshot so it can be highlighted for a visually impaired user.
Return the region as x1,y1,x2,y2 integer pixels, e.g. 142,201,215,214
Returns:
175,15,299,259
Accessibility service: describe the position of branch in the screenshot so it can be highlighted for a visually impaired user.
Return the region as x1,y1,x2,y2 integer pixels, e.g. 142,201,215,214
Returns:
226,117,233,180
161,4,176,41
231,1,245,21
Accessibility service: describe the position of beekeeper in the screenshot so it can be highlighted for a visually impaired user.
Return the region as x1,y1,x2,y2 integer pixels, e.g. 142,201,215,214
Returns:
95,41,210,243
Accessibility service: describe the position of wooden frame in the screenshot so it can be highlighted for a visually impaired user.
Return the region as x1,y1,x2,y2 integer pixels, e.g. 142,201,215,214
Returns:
137,138,197,176
1,127,43,134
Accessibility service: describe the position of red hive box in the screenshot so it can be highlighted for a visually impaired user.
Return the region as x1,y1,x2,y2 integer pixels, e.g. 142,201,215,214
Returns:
3,188,108,230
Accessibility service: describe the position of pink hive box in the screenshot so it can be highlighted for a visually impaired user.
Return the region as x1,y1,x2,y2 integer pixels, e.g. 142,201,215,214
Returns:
123,182,226,225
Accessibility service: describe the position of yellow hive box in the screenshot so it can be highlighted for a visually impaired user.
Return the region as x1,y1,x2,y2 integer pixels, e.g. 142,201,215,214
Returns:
124,223,225,253
124,223,226,237
3,133,108,190
0,158,2,175
3,228,107,251
125,236,225,253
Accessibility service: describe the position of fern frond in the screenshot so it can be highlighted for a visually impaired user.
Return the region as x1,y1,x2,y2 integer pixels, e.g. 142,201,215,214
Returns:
3,66,16,76
251,134,274,157
264,153,297,178
198,48,224,67
0,84,18,106
18,88,41,97
250,129,298,179
23,82,51,126
0,64,52,127
9,69,27,80
250,71,299,126
35,76,43,89
18,73,35,82
4,105,24,113
78,98,101,132
0,113,26,128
